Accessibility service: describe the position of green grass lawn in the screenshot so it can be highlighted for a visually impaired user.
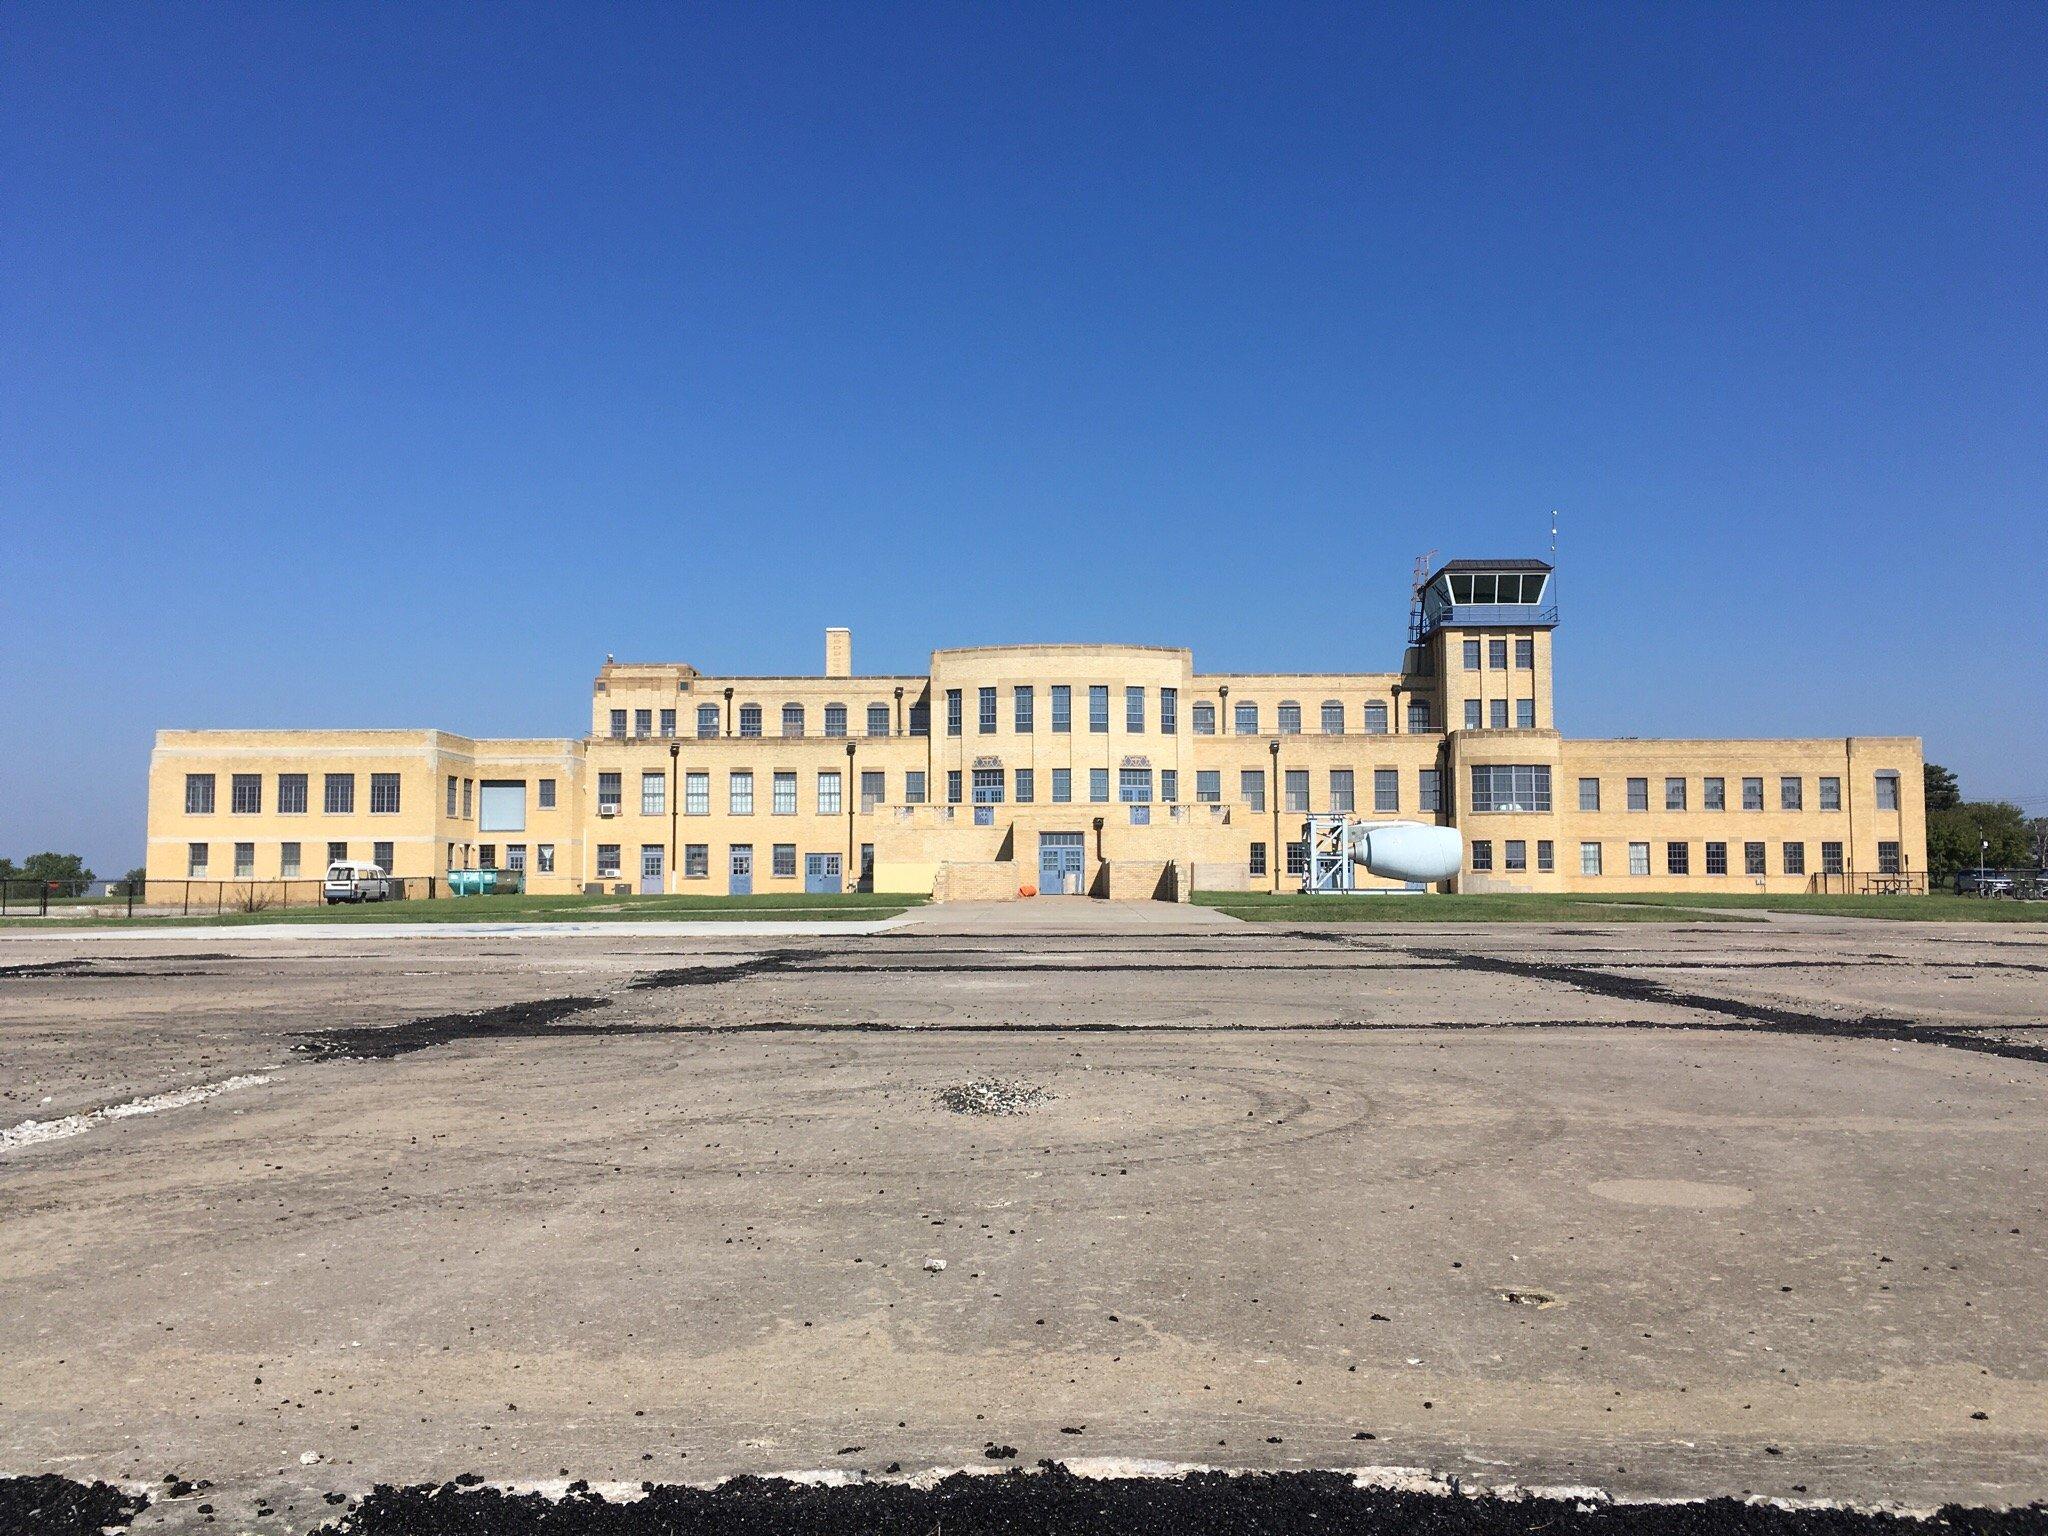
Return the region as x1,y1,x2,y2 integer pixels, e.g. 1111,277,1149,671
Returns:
1191,890,2047,923
1,890,926,928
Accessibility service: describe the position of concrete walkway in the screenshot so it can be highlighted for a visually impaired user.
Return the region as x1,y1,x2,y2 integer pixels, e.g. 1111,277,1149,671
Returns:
897,897,1245,932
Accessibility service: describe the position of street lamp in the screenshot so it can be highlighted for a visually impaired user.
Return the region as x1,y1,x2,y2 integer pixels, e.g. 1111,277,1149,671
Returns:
1268,737,1281,893
668,740,680,896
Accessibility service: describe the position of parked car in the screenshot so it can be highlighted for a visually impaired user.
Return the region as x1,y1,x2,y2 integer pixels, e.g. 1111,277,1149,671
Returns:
323,861,392,904
1953,869,2017,898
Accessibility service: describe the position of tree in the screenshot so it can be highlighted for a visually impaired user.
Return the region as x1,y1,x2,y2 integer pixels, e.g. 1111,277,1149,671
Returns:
1924,762,1961,812
123,866,148,890
1926,801,2031,881
2027,818,2048,871
16,852,95,889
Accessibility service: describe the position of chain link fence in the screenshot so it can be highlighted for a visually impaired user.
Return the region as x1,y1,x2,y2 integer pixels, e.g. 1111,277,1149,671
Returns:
0,874,522,919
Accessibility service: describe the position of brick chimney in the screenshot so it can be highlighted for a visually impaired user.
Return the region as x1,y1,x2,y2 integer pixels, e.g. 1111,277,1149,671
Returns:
824,627,851,678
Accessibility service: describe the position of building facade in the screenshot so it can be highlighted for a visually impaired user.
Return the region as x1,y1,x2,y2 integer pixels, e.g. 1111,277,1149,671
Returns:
146,561,1927,899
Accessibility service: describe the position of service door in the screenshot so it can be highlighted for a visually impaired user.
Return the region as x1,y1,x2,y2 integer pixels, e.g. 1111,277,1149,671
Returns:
804,853,842,895
639,845,665,895
729,844,754,896
1038,832,1085,895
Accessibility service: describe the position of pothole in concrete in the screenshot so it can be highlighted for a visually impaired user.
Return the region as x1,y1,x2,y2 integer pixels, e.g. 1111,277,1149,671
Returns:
1499,1288,1562,1308
934,1078,1054,1115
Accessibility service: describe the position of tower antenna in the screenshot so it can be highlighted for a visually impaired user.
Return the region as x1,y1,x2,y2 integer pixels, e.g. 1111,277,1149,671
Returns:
1407,548,1438,648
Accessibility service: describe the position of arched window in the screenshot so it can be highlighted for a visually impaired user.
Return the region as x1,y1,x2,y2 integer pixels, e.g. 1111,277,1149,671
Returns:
1363,701,1388,735
781,703,805,737
1321,700,1345,734
1234,701,1260,736
738,703,763,738
867,703,890,737
696,703,720,738
1192,701,1216,735
1277,702,1301,735
1407,699,1432,733
824,703,847,738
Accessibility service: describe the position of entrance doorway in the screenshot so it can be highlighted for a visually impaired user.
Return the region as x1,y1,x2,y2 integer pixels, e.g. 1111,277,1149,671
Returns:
729,844,753,896
1037,832,1085,895
639,845,665,895
804,853,843,895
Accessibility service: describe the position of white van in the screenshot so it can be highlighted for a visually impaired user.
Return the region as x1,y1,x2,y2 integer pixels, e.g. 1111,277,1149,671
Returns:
323,861,392,904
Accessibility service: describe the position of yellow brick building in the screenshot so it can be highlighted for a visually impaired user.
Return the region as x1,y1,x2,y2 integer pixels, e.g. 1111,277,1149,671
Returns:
146,562,1926,899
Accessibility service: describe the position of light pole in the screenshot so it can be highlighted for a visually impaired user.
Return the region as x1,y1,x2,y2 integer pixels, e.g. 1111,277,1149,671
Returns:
668,740,680,896
1268,737,1281,893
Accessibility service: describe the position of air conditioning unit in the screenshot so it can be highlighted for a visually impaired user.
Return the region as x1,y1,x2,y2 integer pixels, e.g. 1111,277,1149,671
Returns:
599,804,619,817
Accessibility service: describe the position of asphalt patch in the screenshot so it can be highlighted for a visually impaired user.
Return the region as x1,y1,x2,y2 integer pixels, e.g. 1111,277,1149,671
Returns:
292,996,621,1060
308,1469,2048,1536
0,1474,147,1534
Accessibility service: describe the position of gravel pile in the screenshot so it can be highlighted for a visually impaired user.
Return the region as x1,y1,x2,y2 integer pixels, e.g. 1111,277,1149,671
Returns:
934,1078,1054,1116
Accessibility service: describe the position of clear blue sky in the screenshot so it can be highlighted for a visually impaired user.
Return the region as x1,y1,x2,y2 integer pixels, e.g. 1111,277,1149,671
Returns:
4,2,2043,873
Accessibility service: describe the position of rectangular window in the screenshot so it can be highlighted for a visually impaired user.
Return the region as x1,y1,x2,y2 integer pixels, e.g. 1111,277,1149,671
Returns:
1278,702,1301,735
280,842,301,878
370,773,401,815
972,767,1005,804
1374,768,1399,813
738,703,761,738
1822,841,1844,875
909,700,930,736
1780,776,1803,811
610,709,627,738
773,844,797,878
1192,701,1215,735
867,703,890,738
1126,686,1145,733
505,844,526,872
773,771,797,814
1578,777,1600,811
1418,768,1441,813
634,709,652,738
1285,840,1308,877
1160,768,1177,802
1703,776,1725,811
537,844,555,874
946,689,963,736
373,839,394,873
1783,841,1805,876
731,771,755,815
1160,688,1178,734
905,770,927,805
1014,768,1034,804
1463,639,1481,670
1515,698,1534,729
1489,699,1508,730
1248,842,1267,877
683,771,707,816
1628,841,1650,876
685,844,709,879
1464,699,1481,730
824,704,847,738
1667,842,1689,875
1014,686,1034,733
1468,764,1552,812
1745,841,1766,876
1241,769,1265,812
477,781,527,833
1119,767,1153,803
324,773,354,814
1051,685,1071,732
782,703,805,738
698,704,721,738
1819,776,1841,812
1235,701,1259,735
947,770,962,804
1089,685,1109,733
597,844,622,878
1706,841,1728,875
978,687,997,734
1743,776,1764,811
327,841,348,866
642,772,668,816
233,841,254,878
278,774,309,816
538,778,556,810
1515,638,1534,669
1665,777,1686,811
446,775,459,816
1537,839,1554,872
1580,841,1602,876
1330,769,1354,813
1089,767,1110,803
1488,638,1508,670
462,779,473,819
1875,772,1900,810
229,773,261,814
1626,777,1648,812
1051,768,1072,803
1280,768,1307,812
1196,770,1221,804
818,772,842,815
1504,839,1527,872
861,770,886,810
188,842,208,876
1471,839,1494,871
660,708,676,737
1878,840,1901,874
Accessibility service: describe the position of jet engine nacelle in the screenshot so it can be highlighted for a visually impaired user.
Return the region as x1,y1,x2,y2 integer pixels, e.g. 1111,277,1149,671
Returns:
1347,821,1463,883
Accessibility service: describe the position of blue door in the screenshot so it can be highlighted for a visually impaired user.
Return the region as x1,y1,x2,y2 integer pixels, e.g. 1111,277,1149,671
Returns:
804,853,842,894
1038,833,1085,895
729,844,753,896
